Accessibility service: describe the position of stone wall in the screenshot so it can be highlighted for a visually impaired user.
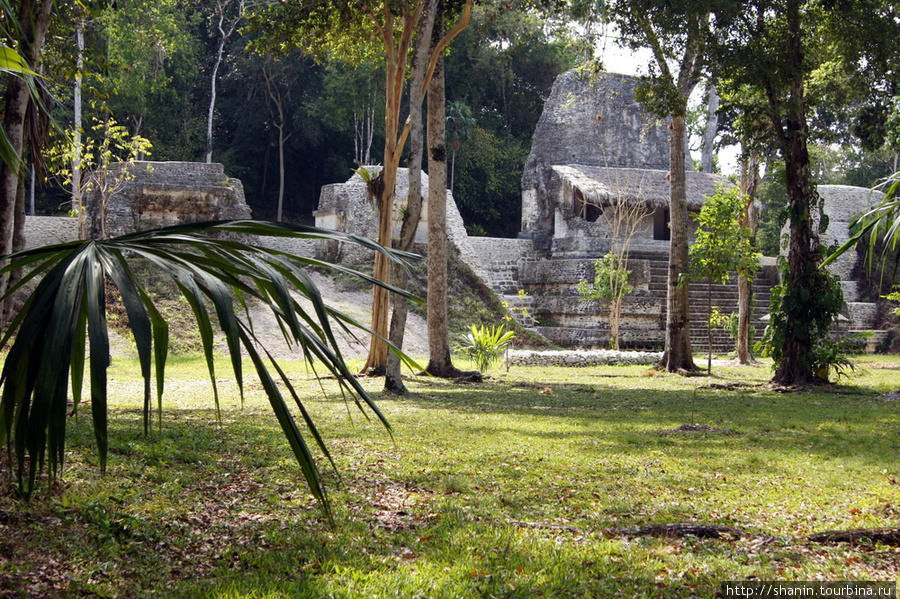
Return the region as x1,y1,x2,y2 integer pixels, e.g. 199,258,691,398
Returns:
23,216,80,249
507,349,662,367
816,185,883,296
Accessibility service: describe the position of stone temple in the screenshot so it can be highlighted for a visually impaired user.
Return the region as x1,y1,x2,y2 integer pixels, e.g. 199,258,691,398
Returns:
506,69,770,350
312,68,886,352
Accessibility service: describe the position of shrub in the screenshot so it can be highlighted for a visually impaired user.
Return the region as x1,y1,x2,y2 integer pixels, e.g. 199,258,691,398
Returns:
457,324,515,372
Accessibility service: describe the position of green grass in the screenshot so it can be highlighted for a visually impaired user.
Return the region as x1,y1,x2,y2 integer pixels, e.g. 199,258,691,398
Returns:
4,354,900,597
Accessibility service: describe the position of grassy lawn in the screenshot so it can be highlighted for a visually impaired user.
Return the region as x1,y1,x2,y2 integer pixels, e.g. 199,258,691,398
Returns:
3,354,900,597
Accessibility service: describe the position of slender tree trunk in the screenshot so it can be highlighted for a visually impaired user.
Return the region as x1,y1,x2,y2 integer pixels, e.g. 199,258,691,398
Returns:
706,279,712,374
658,114,697,372
364,0,471,374
450,148,456,192
28,164,34,216
73,19,84,234
263,68,290,223
737,153,760,364
206,1,243,164
364,3,423,374
276,125,286,221
425,10,464,379
385,0,436,393
206,37,225,164
701,84,718,173
365,59,405,372
610,297,622,350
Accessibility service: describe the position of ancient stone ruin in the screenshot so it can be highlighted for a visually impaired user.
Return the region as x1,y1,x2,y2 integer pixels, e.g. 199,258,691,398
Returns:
501,69,776,350
84,161,252,239
798,185,885,349
313,167,489,282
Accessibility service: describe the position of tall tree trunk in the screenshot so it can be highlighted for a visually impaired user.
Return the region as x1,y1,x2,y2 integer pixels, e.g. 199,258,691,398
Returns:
364,0,471,374
449,148,456,192
658,114,697,372
771,0,820,386
0,0,53,329
276,124,286,221
364,6,412,374
263,67,291,223
737,152,760,364
73,19,84,235
206,36,225,164
706,279,712,374
701,84,718,173
385,0,436,394
206,0,244,164
425,16,463,379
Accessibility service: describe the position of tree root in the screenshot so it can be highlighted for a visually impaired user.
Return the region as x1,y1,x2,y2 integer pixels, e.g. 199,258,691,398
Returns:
606,523,746,540
518,521,900,546
802,528,900,545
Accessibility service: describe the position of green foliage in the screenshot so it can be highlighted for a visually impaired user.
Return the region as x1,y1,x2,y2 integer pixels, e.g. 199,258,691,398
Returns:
446,100,475,152
883,288,900,315
687,184,761,285
457,324,515,372
758,257,846,382
578,253,633,350
47,117,153,237
98,0,201,141
445,1,583,139
708,307,739,341
0,220,419,519
577,253,633,306
452,127,529,237
811,338,856,382
501,289,532,324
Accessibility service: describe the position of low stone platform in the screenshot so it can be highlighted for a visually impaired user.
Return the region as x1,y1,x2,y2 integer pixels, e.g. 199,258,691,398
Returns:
507,349,663,367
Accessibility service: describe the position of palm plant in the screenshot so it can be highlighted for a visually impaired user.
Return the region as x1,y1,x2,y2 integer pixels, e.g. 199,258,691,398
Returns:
457,324,515,372
825,172,900,268
0,220,419,521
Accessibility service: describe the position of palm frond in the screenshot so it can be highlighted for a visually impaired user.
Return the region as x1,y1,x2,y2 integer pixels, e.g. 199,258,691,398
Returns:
824,175,900,269
0,220,422,521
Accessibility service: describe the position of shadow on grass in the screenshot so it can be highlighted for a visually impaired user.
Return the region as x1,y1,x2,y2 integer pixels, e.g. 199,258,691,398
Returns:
389,375,900,468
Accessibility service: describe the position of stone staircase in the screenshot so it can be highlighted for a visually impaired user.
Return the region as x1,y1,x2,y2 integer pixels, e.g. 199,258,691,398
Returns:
473,241,885,355
634,250,775,353
482,246,780,353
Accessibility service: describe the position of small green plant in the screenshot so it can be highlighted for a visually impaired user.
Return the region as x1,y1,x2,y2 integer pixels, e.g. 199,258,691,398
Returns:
710,307,755,358
577,252,633,350
883,288,900,314
811,338,856,381
501,289,532,325
708,307,739,340
352,164,381,182
48,117,153,239
457,324,515,372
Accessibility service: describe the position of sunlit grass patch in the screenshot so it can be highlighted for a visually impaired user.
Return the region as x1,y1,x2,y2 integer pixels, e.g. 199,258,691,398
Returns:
4,354,900,596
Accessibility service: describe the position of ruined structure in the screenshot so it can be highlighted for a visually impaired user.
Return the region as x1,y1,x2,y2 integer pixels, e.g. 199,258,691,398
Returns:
797,185,885,349
84,161,252,239
313,167,489,282
308,70,885,352
496,69,777,350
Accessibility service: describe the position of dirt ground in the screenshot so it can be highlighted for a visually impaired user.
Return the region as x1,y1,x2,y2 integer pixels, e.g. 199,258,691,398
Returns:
240,270,431,361
109,270,430,362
